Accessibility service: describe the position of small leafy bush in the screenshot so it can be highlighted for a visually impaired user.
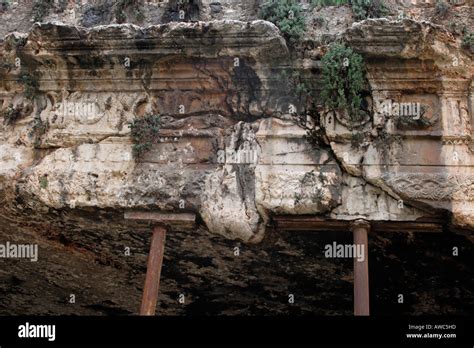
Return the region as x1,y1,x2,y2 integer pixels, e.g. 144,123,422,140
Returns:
434,0,450,18
129,114,161,159
278,68,329,149
30,115,49,148
462,32,473,52
320,42,367,123
32,0,67,21
260,0,306,42
32,0,53,22
19,73,39,100
351,0,388,20
39,175,48,189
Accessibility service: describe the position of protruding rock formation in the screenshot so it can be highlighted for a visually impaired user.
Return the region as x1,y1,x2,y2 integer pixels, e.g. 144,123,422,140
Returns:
0,0,472,316
333,19,473,230
0,16,472,244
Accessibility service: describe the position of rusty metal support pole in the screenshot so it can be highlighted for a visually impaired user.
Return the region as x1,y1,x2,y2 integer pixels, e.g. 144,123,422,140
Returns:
351,219,371,316
140,225,167,316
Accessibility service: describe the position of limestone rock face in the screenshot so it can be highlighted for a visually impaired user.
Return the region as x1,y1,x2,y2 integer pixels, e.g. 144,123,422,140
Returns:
254,118,342,216
0,2,472,317
0,18,472,243
0,20,288,243
325,19,474,230
0,20,344,243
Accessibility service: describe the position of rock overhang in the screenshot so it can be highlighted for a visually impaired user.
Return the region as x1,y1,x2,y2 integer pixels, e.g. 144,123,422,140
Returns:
1,20,334,243
334,18,473,230
0,18,472,244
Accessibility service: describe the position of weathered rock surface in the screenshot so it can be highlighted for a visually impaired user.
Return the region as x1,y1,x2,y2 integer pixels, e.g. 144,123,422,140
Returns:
0,1,472,316
2,18,471,242
0,20,293,243
328,19,474,230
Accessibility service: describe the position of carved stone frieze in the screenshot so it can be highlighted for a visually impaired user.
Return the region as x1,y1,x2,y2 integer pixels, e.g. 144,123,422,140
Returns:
382,173,474,201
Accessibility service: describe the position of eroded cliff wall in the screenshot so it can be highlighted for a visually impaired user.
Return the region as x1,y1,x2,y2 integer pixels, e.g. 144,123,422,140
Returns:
0,0,472,315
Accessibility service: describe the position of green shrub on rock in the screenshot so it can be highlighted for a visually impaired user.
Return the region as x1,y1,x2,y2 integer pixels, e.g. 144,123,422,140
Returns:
19,73,39,100
462,32,473,52
350,0,388,20
129,114,161,159
434,0,450,18
260,0,306,42
32,0,53,22
320,42,367,124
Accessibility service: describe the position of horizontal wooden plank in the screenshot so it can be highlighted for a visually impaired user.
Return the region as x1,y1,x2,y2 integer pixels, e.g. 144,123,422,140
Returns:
372,221,443,233
272,215,443,233
276,220,350,232
124,211,196,229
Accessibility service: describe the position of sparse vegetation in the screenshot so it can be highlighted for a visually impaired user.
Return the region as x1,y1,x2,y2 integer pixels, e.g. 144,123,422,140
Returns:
283,40,402,159
313,15,326,28
0,62,15,71
260,0,306,42
312,0,349,6
350,131,369,150
278,67,327,149
1,104,22,125
373,128,402,160
395,106,432,129
350,0,388,20
462,32,473,52
32,0,53,22
32,0,67,22
19,73,39,100
115,0,130,23
294,170,326,205
39,175,48,189
320,42,367,124
311,0,388,20
115,0,145,23
13,37,27,48
0,0,11,13
134,8,145,22
165,0,199,22
129,114,161,159
279,42,370,149
29,115,49,148
448,22,457,33
434,0,450,18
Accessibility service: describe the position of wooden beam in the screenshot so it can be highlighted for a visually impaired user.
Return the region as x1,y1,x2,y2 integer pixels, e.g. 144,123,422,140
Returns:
124,211,195,316
273,216,443,233
275,217,349,232
140,225,166,316
124,211,196,230
351,220,370,316
371,221,442,233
